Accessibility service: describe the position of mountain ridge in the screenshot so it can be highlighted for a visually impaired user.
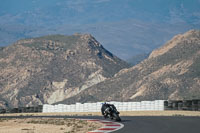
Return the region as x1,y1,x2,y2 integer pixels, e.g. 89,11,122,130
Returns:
1,30,200,108
57,29,200,104
0,34,129,108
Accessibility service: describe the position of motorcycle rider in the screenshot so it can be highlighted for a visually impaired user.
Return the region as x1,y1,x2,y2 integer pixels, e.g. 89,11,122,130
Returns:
101,102,117,118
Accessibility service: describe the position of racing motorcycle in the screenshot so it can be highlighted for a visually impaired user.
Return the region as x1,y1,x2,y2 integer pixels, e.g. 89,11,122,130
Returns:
101,103,121,121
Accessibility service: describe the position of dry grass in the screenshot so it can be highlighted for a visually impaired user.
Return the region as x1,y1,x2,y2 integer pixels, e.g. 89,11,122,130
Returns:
1,111,200,117
0,112,101,117
0,118,103,133
119,111,200,116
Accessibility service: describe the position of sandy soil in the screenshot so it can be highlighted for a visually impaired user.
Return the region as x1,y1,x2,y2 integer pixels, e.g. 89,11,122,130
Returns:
1,111,200,117
0,118,103,133
119,110,200,116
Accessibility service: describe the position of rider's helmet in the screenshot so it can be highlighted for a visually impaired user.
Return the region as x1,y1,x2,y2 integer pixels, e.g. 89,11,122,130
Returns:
101,101,107,105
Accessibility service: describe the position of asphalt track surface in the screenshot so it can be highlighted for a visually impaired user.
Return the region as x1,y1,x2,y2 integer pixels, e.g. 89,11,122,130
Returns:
116,116,200,133
0,115,200,133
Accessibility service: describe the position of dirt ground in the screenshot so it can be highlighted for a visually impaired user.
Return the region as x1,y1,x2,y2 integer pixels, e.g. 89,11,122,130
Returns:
1,111,200,117
0,118,103,133
0,111,199,133
119,110,200,116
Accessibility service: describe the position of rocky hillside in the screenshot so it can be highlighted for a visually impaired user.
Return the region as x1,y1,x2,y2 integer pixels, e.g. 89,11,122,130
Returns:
0,34,129,108
59,30,200,104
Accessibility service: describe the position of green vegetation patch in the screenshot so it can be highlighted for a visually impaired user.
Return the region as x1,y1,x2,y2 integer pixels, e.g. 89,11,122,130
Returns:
21,34,81,51
0,47,4,51
0,118,9,122
36,34,81,44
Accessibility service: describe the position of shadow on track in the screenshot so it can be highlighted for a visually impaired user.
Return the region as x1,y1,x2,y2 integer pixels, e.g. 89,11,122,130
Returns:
120,119,132,123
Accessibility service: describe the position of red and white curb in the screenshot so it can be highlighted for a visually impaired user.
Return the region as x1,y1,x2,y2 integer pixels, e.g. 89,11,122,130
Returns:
87,119,124,133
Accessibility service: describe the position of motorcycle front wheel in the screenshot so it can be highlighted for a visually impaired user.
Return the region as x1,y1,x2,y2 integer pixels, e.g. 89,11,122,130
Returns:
113,112,121,121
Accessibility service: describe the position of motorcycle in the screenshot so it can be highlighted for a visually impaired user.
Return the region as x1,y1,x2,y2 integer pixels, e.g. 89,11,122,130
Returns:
101,103,121,121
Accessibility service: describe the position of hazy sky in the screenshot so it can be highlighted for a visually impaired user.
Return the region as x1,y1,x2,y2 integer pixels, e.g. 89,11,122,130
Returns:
0,0,200,59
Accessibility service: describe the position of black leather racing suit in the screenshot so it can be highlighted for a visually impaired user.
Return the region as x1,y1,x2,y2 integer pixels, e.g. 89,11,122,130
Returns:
101,103,113,118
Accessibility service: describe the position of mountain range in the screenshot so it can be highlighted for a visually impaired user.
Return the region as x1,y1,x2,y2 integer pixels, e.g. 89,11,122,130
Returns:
0,34,128,108
57,30,200,104
1,30,200,108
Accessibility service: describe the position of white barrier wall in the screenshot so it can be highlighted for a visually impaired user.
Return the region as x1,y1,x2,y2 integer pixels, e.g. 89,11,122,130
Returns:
42,100,165,113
